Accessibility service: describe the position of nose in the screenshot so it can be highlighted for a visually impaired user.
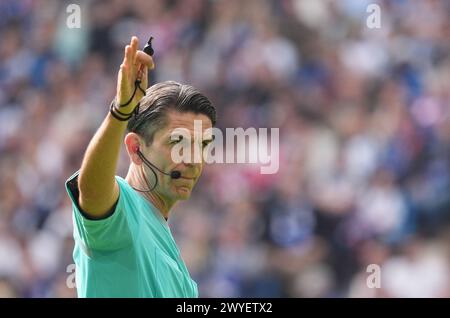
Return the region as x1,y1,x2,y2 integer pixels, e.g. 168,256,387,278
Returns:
173,138,204,171
187,139,204,165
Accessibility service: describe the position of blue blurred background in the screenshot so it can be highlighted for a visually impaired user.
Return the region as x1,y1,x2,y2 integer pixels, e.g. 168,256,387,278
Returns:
0,0,449,297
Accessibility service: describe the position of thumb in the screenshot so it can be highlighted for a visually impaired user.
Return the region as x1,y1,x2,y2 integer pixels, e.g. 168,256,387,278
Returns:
136,51,155,70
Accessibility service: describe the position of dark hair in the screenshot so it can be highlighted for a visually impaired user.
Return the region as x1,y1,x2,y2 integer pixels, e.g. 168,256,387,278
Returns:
127,81,216,146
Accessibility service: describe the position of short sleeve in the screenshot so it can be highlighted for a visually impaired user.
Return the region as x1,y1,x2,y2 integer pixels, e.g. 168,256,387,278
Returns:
65,171,133,252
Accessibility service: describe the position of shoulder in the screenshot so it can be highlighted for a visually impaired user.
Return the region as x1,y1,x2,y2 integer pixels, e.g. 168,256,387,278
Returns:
65,171,139,220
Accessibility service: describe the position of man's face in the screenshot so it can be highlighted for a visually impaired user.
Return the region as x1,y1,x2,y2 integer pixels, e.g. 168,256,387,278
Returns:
141,110,213,200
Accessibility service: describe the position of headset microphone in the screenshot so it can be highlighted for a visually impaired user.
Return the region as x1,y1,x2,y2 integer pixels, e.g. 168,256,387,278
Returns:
137,149,181,180
170,170,181,179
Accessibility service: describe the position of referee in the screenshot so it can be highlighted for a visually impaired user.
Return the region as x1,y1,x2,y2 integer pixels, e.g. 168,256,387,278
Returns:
65,36,216,297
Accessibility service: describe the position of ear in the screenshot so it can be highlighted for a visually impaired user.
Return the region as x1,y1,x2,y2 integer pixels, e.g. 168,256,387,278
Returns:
124,132,142,165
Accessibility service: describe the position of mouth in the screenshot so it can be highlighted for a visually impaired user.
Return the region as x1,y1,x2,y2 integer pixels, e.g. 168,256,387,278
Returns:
178,186,191,195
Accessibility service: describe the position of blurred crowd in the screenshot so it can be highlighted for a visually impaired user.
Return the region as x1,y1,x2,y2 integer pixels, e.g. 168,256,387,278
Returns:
1,0,450,297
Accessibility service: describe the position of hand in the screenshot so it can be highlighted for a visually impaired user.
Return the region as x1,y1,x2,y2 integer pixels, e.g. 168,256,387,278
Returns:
116,36,155,114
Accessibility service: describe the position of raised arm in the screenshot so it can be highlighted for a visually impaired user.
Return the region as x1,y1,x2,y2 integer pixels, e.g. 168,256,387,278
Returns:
78,36,154,218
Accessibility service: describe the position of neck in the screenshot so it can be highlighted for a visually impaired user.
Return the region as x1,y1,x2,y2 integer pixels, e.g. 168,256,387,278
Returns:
125,164,176,220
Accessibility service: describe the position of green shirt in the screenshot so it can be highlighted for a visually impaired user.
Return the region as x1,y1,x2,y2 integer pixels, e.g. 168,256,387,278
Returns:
65,171,198,298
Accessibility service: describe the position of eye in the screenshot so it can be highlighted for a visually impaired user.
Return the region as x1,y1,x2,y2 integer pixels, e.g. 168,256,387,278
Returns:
171,135,183,144
203,138,214,148
203,135,214,147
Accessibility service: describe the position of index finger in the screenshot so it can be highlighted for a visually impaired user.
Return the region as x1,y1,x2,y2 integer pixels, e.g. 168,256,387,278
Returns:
130,36,139,63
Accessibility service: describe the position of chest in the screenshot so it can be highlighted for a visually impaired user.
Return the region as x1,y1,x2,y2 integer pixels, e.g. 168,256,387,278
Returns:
135,216,198,297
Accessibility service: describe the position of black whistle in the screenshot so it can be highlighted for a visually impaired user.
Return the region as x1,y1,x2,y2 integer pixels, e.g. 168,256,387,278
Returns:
143,36,154,56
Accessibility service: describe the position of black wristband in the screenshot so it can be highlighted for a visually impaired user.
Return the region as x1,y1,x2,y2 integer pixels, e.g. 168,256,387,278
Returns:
110,99,136,121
